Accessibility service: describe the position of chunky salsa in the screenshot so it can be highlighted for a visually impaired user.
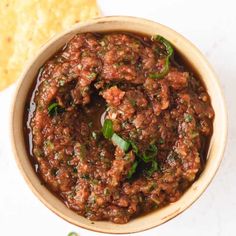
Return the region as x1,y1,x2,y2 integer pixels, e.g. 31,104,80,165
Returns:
24,32,214,223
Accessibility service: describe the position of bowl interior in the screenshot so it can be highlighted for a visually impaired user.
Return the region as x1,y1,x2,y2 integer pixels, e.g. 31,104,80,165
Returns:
11,16,227,234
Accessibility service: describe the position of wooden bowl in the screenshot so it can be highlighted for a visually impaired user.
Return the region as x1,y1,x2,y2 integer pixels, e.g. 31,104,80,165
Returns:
11,16,227,234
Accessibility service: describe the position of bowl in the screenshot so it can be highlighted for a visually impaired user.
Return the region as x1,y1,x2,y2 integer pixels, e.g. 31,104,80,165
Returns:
11,16,227,234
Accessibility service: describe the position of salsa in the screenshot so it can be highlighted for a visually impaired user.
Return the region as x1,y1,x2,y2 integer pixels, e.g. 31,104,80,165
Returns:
24,32,214,223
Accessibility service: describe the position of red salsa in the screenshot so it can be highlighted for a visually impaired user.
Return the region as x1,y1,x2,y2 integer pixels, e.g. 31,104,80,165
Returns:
24,32,214,223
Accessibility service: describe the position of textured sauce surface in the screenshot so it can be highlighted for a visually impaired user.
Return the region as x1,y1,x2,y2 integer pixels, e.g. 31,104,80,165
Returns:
24,32,214,223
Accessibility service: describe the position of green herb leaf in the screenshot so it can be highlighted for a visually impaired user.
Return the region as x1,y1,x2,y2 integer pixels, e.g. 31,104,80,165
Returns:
127,161,138,179
111,133,130,152
68,232,79,236
146,160,158,176
149,35,174,79
102,119,114,139
48,102,64,116
141,144,158,163
156,35,174,58
81,174,90,180
104,187,110,195
44,140,54,149
87,72,97,80
149,182,158,192
149,144,158,154
128,98,136,107
130,141,139,154
48,102,59,115
184,114,193,123
74,144,87,160
91,179,99,185
190,131,199,138
158,138,164,144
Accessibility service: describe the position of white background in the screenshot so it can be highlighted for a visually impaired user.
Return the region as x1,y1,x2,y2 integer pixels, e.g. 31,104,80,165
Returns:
0,0,236,235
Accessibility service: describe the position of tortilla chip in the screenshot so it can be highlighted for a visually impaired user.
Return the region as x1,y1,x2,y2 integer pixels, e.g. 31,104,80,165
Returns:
0,0,100,90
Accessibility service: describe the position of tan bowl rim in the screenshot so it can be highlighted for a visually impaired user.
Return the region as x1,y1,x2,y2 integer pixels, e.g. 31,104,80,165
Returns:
11,16,228,234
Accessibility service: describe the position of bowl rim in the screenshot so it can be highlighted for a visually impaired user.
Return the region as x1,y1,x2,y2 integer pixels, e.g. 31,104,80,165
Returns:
11,16,228,234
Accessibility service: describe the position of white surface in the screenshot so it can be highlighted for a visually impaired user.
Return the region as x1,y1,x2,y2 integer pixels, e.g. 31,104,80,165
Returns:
0,0,235,235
